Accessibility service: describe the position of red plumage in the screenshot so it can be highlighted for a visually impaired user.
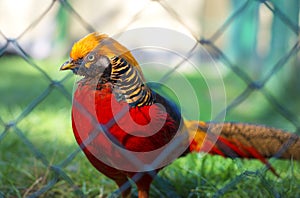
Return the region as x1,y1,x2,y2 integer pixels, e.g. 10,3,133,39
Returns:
71,83,182,197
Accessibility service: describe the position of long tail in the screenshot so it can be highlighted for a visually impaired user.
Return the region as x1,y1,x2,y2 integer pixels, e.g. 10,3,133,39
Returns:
186,121,300,176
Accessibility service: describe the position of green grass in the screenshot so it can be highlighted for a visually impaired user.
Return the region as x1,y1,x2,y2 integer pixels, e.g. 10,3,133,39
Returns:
0,55,300,197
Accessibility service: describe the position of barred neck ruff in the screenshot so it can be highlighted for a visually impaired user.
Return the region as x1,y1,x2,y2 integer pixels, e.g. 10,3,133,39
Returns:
109,56,155,107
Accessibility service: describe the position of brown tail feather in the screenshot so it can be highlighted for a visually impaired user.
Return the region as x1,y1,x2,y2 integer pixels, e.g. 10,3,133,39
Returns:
187,121,300,160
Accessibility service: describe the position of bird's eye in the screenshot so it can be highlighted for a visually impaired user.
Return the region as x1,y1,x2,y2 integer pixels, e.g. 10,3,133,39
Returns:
87,55,95,61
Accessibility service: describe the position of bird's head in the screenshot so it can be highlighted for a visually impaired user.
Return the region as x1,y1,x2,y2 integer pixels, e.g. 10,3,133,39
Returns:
60,32,144,81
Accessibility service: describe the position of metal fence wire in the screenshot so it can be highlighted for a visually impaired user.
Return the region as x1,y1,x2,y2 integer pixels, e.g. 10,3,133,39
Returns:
0,0,299,197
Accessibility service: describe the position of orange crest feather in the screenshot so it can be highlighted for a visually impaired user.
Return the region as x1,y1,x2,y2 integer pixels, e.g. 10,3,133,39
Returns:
70,32,144,80
70,32,107,60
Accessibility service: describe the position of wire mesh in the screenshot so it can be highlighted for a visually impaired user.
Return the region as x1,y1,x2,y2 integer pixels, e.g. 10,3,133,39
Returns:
0,0,299,197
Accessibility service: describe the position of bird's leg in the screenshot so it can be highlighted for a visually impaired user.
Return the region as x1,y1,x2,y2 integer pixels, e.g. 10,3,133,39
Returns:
135,172,154,198
138,189,149,198
115,178,132,198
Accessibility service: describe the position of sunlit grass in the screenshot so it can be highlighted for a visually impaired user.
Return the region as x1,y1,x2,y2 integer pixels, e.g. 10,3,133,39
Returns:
0,56,299,197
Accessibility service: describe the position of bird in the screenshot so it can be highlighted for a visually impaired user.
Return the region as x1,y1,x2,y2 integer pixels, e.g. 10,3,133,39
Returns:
60,32,300,198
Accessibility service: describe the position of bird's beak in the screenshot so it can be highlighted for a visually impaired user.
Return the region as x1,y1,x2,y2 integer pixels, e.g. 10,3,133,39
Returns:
60,60,75,71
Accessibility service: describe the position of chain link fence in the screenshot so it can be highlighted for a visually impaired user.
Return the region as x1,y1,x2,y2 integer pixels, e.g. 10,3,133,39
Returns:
0,0,299,197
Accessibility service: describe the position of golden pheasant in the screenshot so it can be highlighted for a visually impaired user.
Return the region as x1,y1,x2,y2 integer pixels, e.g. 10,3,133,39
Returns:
60,32,300,198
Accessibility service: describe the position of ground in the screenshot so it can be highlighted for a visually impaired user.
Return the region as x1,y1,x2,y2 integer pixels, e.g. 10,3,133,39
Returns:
0,56,299,197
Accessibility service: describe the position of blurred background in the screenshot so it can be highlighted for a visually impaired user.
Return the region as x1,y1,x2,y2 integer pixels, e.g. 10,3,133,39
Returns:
0,0,299,197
